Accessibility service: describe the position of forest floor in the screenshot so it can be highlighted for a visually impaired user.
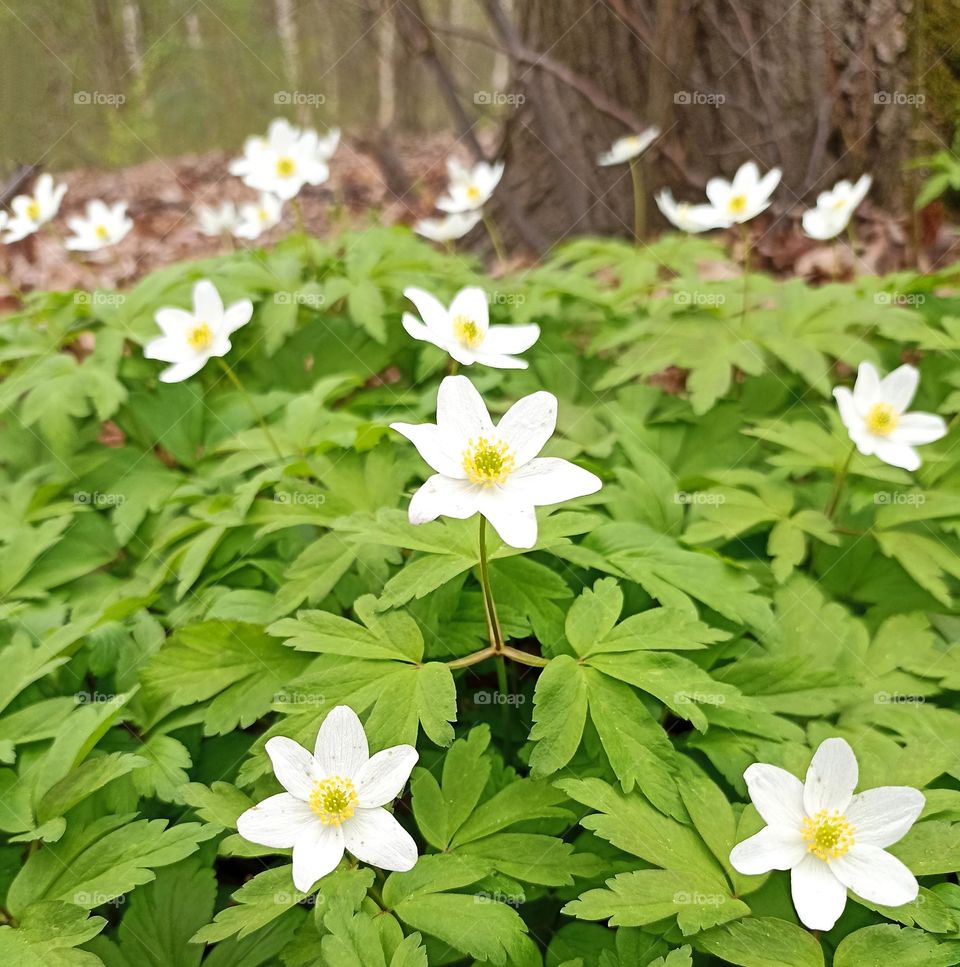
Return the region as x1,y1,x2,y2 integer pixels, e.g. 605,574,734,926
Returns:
2,133,958,304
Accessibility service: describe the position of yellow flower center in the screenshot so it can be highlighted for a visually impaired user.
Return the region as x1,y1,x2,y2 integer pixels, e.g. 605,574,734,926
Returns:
462,437,516,485
308,775,358,825
452,314,483,348
276,156,297,178
95,224,110,240
26,200,41,221
186,323,213,351
801,809,855,861
466,184,482,201
728,194,748,215
258,208,269,221
865,402,899,436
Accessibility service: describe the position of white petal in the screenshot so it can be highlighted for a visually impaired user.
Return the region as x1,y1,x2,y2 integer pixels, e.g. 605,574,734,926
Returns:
223,300,253,335
192,280,224,323
236,792,316,848
479,324,540,356
408,475,479,524
890,412,947,446
853,362,881,410
743,763,806,828
729,826,807,874
436,375,494,444
143,336,181,363
872,439,921,471
159,357,208,383
733,162,760,191
469,352,527,370
355,746,419,807
476,492,538,549
390,422,465,478
845,787,924,848
265,736,318,800
790,854,848,930
314,706,369,779
342,807,418,871
804,737,858,815
403,287,450,335
756,167,782,201
504,458,601,507
291,822,345,891
831,844,919,907
833,387,860,435
495,391,557,465
879,365,919,412
448,286,489,333
402,313,447,351
705,177,731,210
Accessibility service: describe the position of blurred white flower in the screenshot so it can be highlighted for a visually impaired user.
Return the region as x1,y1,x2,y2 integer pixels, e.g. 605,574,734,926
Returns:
311,127,341,162
65,200,133,252
234,193,284,240
437,160,504,213
833,362,947,471
196,201,239,237
597,127,660,166
402,286,539,369
4,173,67,243
655,189,731,233
391,376,602,548
237,706,418,892
229,118,329,200
414,211,482,243
802,175,872,241
730,737,923,931
144,279,253,383
705,161,781,224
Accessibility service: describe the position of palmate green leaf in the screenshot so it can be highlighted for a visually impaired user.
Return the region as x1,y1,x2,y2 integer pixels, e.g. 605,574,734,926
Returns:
320,905,428,967
37,751,147,823
695,917,825,967
7,812,217,917
875,529,960,606
832,924,960,967
87,858,217,967
0,900,106,967
141,621,311,735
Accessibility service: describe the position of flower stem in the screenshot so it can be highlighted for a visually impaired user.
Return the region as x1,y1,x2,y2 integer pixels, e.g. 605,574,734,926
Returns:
826,444,856,520
628,157,646,242
216,358,285,462
290,197,314,269
477,516,504,652
481,210,508,265
740,223,751,325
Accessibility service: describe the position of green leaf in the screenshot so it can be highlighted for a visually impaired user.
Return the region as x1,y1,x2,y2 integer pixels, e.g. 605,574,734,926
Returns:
696,917,825,967
833,924,960,967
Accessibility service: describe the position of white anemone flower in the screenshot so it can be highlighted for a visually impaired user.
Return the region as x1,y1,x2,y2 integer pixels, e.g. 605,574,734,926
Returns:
4,173,67,243
402,286,539,369
64,200,133,252
237,706,418,892
144,279,253,383
730,737,923,931
311,127,341,162
229,118,329,201
196,201,240,237
437,160,505,213
414,211,482,243
833,362,947,471
234,193,284,240
705,161,781,225
391,376,602,548
802,175,872,241
655,189,731,233
597,127,660,166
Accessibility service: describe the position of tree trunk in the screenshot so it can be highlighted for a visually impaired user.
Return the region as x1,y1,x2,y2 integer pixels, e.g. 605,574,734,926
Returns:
493,0,915,250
